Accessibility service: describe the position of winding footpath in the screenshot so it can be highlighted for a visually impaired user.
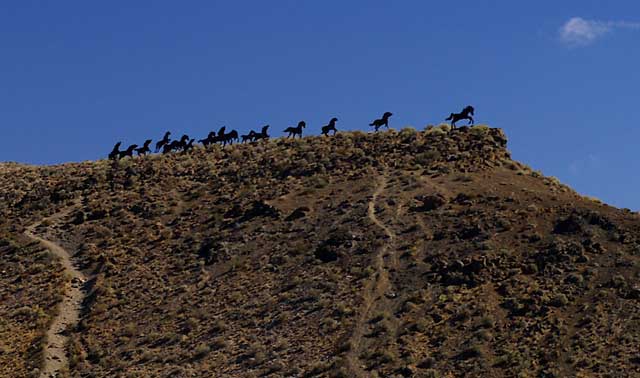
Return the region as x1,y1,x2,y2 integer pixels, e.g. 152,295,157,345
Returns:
24,206,86,378
347,170,399,377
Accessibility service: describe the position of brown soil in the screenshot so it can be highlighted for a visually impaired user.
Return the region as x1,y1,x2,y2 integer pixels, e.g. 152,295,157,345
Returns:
24,203,87,378
1,126,640,377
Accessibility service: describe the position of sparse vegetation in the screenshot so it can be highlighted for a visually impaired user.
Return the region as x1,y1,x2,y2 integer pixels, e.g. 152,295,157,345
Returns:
0,236,64,377
1,127,639,377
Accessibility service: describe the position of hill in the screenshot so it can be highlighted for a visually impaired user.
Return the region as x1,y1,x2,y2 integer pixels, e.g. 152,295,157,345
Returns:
1,125,640,378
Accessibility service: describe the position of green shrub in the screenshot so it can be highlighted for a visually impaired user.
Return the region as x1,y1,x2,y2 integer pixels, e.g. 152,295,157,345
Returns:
400,127,417,137
425,127,447,136
470,124,490,136
415,150,441,165
193,343,211,359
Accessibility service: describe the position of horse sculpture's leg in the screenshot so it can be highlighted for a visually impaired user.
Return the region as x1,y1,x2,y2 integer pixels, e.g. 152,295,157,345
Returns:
469,116,474,125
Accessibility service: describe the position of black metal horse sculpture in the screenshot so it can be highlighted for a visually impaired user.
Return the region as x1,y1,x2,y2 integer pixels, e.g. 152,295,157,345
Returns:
446,106,474,128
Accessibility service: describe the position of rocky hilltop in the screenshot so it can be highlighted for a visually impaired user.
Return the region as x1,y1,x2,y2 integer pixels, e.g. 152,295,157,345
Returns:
1,125,640,378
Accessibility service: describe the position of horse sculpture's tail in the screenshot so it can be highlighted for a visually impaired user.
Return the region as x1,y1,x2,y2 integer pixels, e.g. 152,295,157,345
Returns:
445,113,454,121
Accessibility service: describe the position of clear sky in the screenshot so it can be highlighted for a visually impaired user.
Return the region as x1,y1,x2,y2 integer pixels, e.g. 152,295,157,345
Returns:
1,1,639,209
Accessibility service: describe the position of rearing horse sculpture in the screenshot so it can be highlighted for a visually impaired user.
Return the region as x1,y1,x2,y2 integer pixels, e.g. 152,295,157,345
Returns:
155,131,171,153
108,142,122,160
446,106,474,128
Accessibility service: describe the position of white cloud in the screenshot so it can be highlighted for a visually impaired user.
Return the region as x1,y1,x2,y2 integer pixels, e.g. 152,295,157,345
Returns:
560,17,610,45
559,17,640,46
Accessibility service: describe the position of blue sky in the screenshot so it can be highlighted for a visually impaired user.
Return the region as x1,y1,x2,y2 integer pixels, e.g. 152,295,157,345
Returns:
0,1,639,209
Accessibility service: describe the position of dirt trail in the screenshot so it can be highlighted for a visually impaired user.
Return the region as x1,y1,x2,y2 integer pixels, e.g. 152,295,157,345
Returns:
347,170,399,377
24,205,86,378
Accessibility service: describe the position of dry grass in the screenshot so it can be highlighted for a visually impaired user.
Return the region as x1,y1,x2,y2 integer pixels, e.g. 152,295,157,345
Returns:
0,237,65,377
1,127,640,377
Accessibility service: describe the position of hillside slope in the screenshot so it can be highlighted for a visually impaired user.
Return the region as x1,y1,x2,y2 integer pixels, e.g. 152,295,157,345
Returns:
2,126,640,377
